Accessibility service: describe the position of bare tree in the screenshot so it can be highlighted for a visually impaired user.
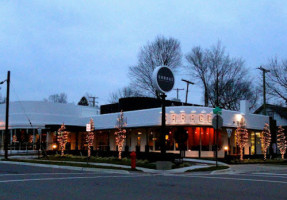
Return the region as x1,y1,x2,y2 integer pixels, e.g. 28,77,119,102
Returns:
129,36,182,96
186,42,257,110
265,58,287,105
108,86,142,103
44,93,68,104
186,46,211,106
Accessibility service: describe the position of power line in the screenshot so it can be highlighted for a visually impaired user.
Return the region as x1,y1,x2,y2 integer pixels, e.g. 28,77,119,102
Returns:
11,83,33,127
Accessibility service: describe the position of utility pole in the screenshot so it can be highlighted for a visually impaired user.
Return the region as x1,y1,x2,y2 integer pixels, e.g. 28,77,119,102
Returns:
160,93,167,155
257,66,270,115
88,96,99,114
0,71,10,159
88,96,98,107
181,79,194,104
216,69,219,167
173,88,184,100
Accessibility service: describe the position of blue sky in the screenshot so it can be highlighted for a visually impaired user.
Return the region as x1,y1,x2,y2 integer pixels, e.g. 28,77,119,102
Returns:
0,1,287,106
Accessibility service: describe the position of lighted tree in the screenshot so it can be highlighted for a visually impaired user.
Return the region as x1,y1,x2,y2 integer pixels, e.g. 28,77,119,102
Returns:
235,118,248,161
114,111,127,160
57,123,69,156
277,126,287,159
86,118,95,158
29,135,33,143
260,123,271,160
12,135,17,143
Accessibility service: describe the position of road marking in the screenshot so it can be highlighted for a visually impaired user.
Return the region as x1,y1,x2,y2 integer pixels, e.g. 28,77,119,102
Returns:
252,172,287,176
0,172,96,177
166,174,287,184
0,174,151,183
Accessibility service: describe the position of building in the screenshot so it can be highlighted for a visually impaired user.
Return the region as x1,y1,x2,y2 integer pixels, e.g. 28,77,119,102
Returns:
0,99,269,158
255,104,287,155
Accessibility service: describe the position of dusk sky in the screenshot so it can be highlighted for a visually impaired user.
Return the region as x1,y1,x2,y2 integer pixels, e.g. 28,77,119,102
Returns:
1,1,287,107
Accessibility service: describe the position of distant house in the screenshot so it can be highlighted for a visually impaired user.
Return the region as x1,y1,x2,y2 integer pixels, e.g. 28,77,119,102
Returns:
254,104,287,156
255,104,287,127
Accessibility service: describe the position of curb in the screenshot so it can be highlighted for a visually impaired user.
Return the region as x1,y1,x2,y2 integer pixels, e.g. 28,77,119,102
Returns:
0,160,130,174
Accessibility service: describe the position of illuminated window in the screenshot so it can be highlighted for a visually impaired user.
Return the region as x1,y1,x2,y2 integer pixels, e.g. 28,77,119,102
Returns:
137,137,141,146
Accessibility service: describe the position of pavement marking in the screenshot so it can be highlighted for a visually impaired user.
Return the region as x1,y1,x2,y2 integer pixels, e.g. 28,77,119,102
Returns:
165,174,287,184
252,172,287,176
0,174,151,183
0,172,96,177
234,174,287,179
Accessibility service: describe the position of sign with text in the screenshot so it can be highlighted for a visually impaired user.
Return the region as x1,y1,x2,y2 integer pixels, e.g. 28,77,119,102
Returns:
86,124,91,132
152,66,175,93
166,113,212,125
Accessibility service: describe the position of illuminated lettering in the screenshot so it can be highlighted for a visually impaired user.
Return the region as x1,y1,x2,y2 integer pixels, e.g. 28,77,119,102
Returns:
181,113,186,122
199,114,204,122
171,114,176,123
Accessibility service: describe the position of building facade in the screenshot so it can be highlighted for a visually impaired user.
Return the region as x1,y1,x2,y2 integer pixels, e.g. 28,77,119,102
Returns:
0,100,269,158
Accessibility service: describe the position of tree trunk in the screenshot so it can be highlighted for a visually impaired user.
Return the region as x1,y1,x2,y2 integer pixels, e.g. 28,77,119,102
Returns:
204,86,209,107
240,148,243,161
88,146,91,157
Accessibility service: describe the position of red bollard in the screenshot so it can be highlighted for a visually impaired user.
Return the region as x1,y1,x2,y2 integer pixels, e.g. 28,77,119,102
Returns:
130,151,136,169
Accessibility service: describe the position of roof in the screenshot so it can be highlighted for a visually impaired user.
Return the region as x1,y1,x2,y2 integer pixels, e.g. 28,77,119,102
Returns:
0,101,269,131
0,101,98,129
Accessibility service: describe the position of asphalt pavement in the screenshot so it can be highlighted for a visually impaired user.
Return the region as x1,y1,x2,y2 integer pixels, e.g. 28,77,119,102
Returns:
0,162,287,200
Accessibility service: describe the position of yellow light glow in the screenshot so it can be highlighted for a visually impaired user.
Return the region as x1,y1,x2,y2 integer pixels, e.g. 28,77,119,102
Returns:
235,114,243,122
165,135,169,140
224,146,228,151
52,144,57,149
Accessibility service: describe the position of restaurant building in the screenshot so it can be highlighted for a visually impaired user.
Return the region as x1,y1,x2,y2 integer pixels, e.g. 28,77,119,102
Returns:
0,99,269,158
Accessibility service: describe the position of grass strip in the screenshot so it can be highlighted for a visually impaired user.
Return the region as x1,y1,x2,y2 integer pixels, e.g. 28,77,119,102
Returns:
230,159,287,165
4,159,141,172
38,155,156,169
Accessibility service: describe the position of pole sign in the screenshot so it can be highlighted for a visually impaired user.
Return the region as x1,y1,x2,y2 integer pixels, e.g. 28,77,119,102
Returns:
213,107,222,115
226,128,233,138
152,66,175,93
212,115,223,129
86,124,91,132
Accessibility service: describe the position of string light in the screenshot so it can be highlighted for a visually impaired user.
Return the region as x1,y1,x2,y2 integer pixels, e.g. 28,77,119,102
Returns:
235,118,248,161
57,123,69,156
260,123,271,160
114,110,127,160
277,126,287,159
86,118,95,158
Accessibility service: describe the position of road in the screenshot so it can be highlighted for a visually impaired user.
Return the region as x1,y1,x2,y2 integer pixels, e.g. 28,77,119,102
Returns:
0,162,286,200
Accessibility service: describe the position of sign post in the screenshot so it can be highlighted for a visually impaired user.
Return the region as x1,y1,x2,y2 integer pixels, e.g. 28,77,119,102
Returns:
152,66,175,155
213,107,223,167
226,128,233,155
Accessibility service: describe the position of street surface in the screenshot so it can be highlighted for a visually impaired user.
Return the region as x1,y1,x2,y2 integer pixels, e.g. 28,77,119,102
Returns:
0,162,286,200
